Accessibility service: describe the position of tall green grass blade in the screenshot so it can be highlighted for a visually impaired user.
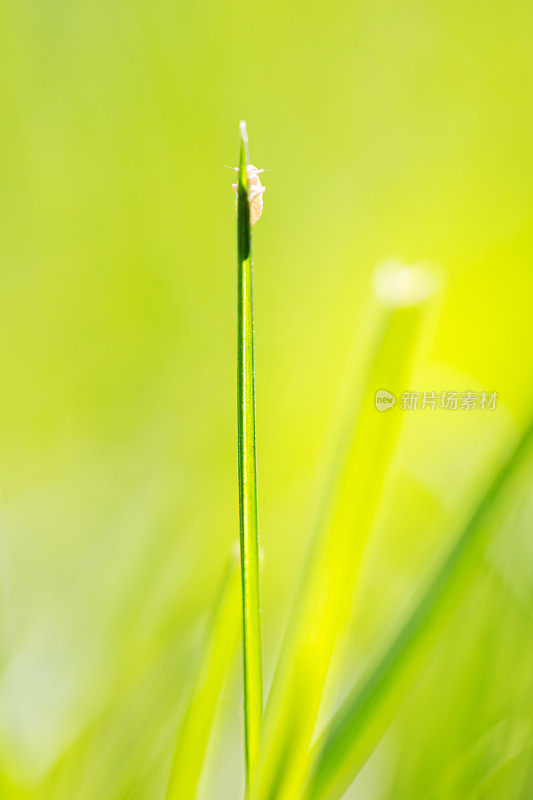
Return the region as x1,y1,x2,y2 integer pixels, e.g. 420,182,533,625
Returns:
165,556,240,800
236,120,263,794
304,411,533,800
254,264,440,800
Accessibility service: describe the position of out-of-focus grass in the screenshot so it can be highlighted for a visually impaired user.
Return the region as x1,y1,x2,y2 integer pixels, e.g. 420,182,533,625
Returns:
254,265,440,800
0,0,532,798
166,555,240,800
305,412,533,800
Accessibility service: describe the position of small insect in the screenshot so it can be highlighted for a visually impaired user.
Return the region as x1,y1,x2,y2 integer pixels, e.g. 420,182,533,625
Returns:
228,165,266,226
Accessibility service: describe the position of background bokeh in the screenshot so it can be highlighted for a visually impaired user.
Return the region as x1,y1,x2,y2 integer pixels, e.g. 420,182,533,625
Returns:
0,0,532,797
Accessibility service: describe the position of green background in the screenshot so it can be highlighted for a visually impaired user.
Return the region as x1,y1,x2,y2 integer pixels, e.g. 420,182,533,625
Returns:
0,0,532,797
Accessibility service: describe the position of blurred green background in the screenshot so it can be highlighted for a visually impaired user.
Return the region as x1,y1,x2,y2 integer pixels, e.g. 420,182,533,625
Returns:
0,0,532,797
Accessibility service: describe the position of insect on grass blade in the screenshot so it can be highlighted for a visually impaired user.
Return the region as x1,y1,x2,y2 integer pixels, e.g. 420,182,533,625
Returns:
236,120,263,796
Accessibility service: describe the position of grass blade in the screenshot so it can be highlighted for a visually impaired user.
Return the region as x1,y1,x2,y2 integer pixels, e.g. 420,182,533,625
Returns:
165,556,240,800
237,120,263,794
305,411,533,800
254,264,440,800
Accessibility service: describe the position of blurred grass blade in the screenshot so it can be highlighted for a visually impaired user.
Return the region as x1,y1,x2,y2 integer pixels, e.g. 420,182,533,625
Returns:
165,556,240,800
254,264,440,800
236,120,263,794
305,411,533,800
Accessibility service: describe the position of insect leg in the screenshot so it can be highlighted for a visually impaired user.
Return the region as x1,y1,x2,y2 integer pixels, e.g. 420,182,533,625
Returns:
249,186,266,200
